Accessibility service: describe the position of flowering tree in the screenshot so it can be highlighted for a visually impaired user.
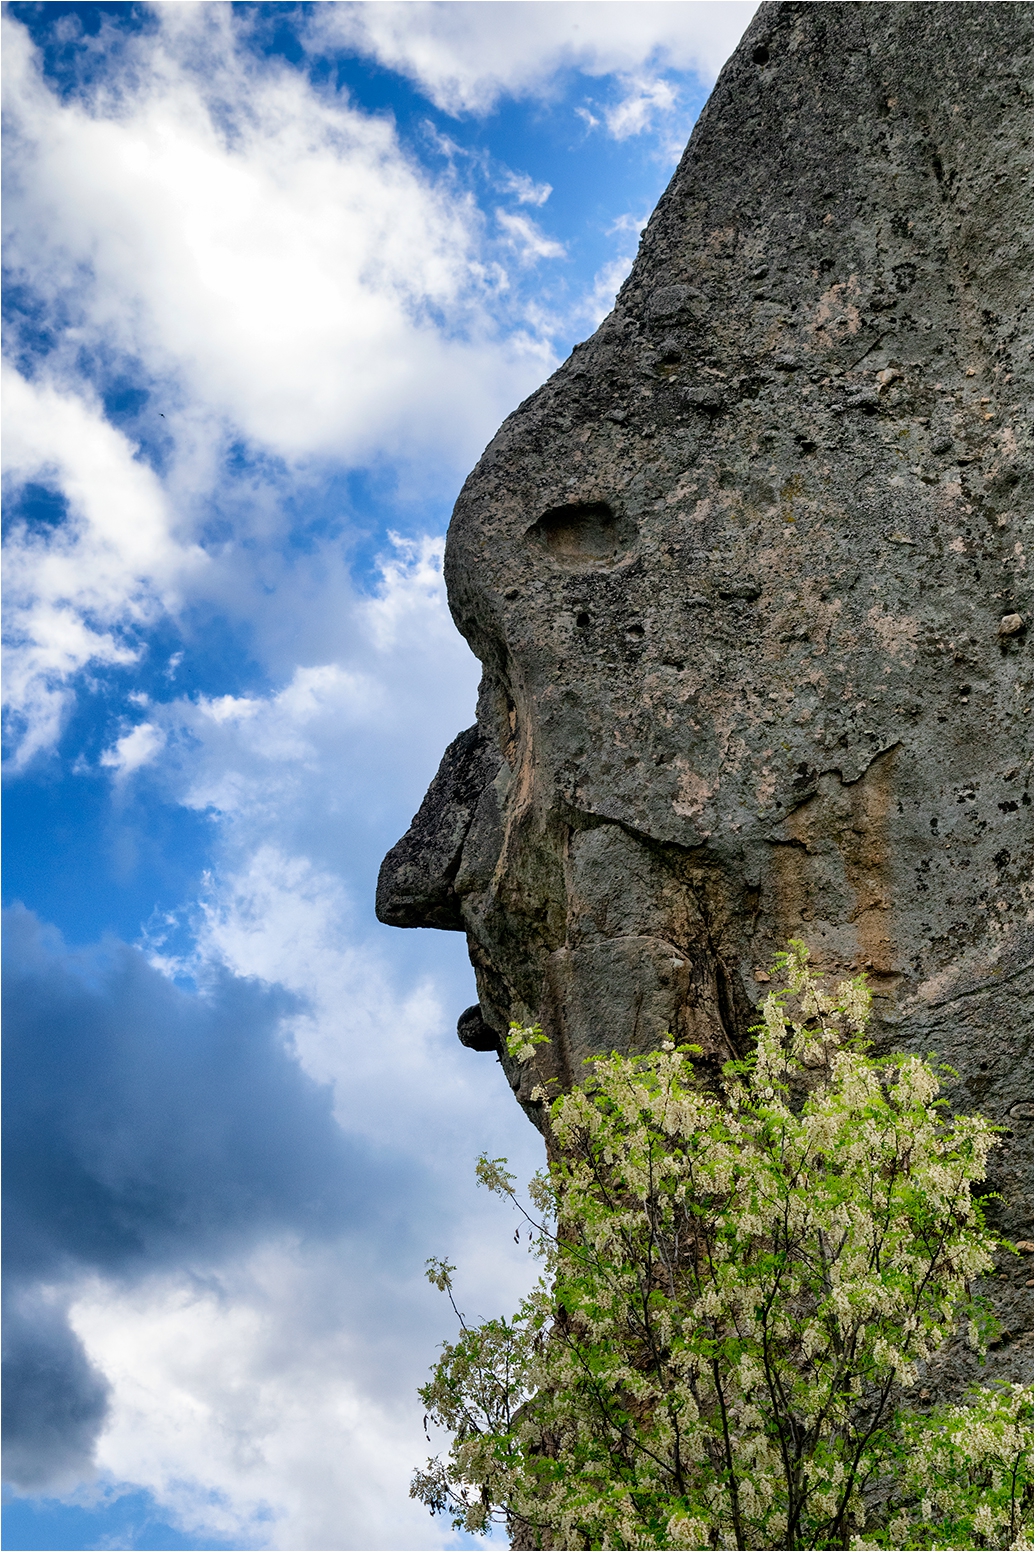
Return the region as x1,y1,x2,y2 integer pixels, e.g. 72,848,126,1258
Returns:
413,944,1033,1550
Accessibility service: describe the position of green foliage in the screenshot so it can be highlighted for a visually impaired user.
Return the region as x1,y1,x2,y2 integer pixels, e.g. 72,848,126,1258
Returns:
412,943,1033,1550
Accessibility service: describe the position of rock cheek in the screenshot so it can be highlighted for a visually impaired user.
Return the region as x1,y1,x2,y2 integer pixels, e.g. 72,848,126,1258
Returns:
380,1,1033,1259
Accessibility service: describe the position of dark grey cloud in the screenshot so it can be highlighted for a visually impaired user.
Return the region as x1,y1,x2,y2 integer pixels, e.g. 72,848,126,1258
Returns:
1,904,401,1492
2,1292,111,1491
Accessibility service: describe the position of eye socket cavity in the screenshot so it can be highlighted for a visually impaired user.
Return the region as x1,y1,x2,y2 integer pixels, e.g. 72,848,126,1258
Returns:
526,501,636,569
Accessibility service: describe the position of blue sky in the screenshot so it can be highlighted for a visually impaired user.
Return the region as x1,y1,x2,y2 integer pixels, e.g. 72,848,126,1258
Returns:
2,4,756,1547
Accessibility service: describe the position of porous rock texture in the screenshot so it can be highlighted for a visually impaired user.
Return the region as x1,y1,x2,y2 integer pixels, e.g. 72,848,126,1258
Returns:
378,1,1033,1357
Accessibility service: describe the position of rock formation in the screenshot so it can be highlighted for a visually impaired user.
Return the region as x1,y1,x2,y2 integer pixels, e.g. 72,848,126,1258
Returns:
378,0,1032,1321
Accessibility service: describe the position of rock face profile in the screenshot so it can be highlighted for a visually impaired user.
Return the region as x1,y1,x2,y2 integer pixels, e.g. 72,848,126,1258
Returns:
378,0,1032,1256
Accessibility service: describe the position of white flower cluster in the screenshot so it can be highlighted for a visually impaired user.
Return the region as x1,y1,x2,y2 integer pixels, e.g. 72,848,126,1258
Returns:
414,945,1033,1550
505,1020,549,1066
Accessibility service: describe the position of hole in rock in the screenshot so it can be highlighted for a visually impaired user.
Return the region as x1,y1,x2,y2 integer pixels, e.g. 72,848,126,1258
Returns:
575,611,590,628
527,500,635,568
752,42,770,64
625,622,645,637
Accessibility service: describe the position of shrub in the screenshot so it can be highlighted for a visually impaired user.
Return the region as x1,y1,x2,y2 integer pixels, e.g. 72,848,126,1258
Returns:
413,943,1033,1550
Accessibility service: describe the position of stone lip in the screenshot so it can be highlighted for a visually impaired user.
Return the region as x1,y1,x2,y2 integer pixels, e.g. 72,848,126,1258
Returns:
377,0,1033,1273
457,1004,501,1053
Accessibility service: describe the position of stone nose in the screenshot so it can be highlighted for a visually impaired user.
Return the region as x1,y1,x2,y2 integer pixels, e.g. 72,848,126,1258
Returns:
375,724,502,931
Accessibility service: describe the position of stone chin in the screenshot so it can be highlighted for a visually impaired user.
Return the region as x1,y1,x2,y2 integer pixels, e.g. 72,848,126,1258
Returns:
377,0,1032,1179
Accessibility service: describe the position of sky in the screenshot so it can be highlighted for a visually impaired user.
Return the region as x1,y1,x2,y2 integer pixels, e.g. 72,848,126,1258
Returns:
1,4,757,1548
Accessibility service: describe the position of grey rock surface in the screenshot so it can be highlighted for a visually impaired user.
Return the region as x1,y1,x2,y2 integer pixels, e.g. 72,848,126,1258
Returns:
379,0,1033,1287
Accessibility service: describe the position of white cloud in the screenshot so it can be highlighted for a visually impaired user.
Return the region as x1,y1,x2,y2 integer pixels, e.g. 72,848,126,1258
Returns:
582,250,640,329
140,535,479,850
308,1,758,117
189,846,445,1143
1,365,203,767
2,6,555,466
128,531,487,1140
500,169,552,206
175,664,382,811
604,72,679,139
495,208,567,265
70,1233,528,1550
99,720,167,778
1,7,558,763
